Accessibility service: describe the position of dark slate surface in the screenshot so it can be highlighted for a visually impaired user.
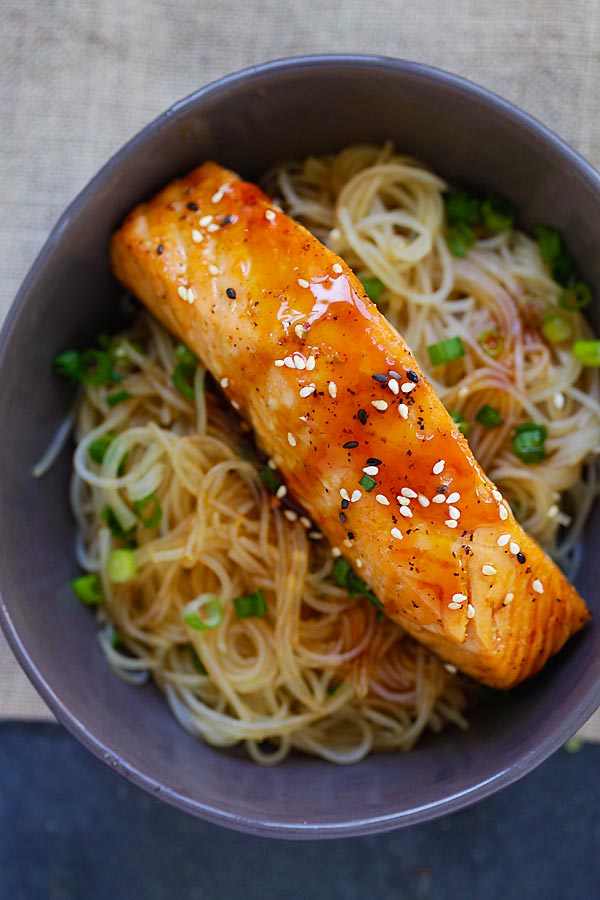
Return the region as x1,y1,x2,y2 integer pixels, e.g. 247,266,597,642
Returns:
0,723,598,900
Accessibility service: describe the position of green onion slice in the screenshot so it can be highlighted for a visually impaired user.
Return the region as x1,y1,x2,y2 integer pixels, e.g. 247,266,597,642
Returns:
427,336,466,366
102,506,136,541
182,594,223,631
234,588,267,619
558,282,592,311
445,223,476,258
331,557,383,608
512,422,548,464
444,191,481,225
189,645,208,674
359,474,376,492
89,433,115,464
172,361,196,399
71,573,103,605
133,493,162,529
174,343,197,368
361,277,385,305
573,340,600,367
477,328,504,358
449,410,472,437
80,349,114,386
259,465,282,494
534,226,563,265
106,390,132,407
54,350,83,382
475,404,504,428
541,312,573,344
481,194,516,233
107,549,137,583
552,255,576,287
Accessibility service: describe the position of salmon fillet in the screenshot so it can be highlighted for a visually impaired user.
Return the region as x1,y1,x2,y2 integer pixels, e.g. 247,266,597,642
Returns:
110,161,590,689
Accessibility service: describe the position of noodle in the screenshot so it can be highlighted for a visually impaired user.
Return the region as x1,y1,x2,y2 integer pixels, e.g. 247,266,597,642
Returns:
68,145,600,763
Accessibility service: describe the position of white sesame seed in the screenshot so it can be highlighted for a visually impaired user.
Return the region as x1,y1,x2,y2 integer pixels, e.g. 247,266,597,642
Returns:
306,356,316,371
397,497,411,506
363,466,378,476
448,506,461,520
553,392,565,410
299,384,315,398
211,191,223,203
191,229,203,243
391,527,403,540
274,359,284,367
509,541,520,555
330,228,341,241
310,531,323,541
298,278,310,289
284,510,298,522
372,399,388,411
376,494,390,505
418,495,430,507
445,519,458,529
504,592,514,603
283,356,295,368
400,506,413,518
444,663,458,674
446,492,460,504
452,593,467,604
467,604,475,619
499,505,508,521
448,602,462,610
331,547,342,558
177,285,188,301
340,488,350,501
497,533,511,547
401,488,417,498
300,516,312,529
355,559,363,568
294,324,307,339
231,400,240,410
268,459,277,470
482,565,497,576
208,264,219,276
343,538,353,548
328,382,337,399
398,403,409,420
388,379,399,395
433,460,445,475
492,489,503,502
187,288,196,303
207,223,219,232
294,355,306,370
401,382,416,394
220,377,228,388
332,263,343,274
199,215,213,227
532,579,544,594
265,209,276,222
276,485,287,499
287,433,296,447
350,490,362,503
547,504,559,519
432,494,446,504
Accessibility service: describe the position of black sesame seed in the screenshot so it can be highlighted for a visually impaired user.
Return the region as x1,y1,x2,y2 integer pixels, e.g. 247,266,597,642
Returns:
339,512,347,524
226,288,237,299
436,485,447,494
517,552,526,564
388,370,401,379
157,244,164,255
220,215,232,227
341,499,350,510
347,532,355,540
358,408,368,425
187,202,199,211
406,370,419,383
372,373,388,383
343,441,359,449
367,458,382,466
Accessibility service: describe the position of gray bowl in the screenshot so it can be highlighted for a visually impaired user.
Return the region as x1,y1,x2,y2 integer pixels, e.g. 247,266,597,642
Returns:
1,56,600,839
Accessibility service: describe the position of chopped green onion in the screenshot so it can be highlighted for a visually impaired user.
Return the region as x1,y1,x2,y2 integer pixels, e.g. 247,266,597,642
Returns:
189,645,208,675
534,225,563,265
172,361,196,399
564,736,584,753
326,683,341,696
332,557,352,588
107,549,137,583
182,594,223,631
133,493,162,529
259,465,282,493
359,474,377,492
552,255,576,287
53,350,83,382
449,410,472,437
558,282,592,311
475,404,504,428
477,328,504,358
361,277,385,305
427,336,466,366
174,343,197,368
89,433,115,464
71,573,103,605
80,349,114,386
573,340,600,367
512,422,548,464
331,557,383,608
105,624,123,648
102,506,136,541
445,223,476,258
481,194,516,233
234,588,267,619
444,191,481,225
106,390,132,407
541,312,573,344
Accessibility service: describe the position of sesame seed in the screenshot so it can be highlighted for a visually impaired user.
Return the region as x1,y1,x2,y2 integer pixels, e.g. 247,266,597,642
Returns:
157,244,164,254
448,506,460,520
284,510,298,522
332,263,343,274
400,506,413,518
532,579,544,594
331,547,342,558
350,490,362,503
445,519,458,529
509,541,520,555
300,516,312,529
517,552,526,564
372,373,388,383
401,488,417,499
199,215,213,227
398,404,409,420
341,499,349,510
553,392,565,410
287,433,296,447
446,492,460,504
207,223,219,232
220,377,228,388
391,527,403,540
208,264,219,276
452,593,467,604
340,489,350,501
355,559,363,568
432,494,446,504
265,209,276,222
482,564,497,576
191,229,203,243
363,466,378,476
186,288,196,303
406,371,419,383
306,356,316,371
298,278,310,289
343,538,353,548
294,355,306,370
331,228,341,241
358,408,368,425
547,504,559,519
397,497,411,506
504,592,514,603
376,494,390,505
401,382,416,394
499,505,508,521
187,202,198,211
367,457,382,465
492,489,503,502
433,460,445,475
226,287,236,300
267,459,277,470
211,191,223,203
448,602,462,610
294,324,307,339
276,485,287,499
467,604,475,619
388,370,401,380
388,379,400,395
343,441,358,449
299,384,315,398
283,356,295,368
418,495,430,507
339,511,347,524
231,400,240,410
329,381,337,399
274,359,284,367
372,399,388,411
177,285,188,301
497,533,510,547
444,663,458,674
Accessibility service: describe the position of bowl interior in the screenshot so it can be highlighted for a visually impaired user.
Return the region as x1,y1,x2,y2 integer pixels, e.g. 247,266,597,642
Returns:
2,57,600,837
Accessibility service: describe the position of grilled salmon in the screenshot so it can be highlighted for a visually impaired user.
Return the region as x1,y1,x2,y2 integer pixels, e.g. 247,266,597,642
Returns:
110,161,590,689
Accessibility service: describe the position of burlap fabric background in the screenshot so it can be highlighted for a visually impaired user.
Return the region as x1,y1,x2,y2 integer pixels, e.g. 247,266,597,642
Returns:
2,0,600,739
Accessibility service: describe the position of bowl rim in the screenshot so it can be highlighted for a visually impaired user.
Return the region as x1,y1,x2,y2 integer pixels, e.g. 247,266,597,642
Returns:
2,53,600,839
